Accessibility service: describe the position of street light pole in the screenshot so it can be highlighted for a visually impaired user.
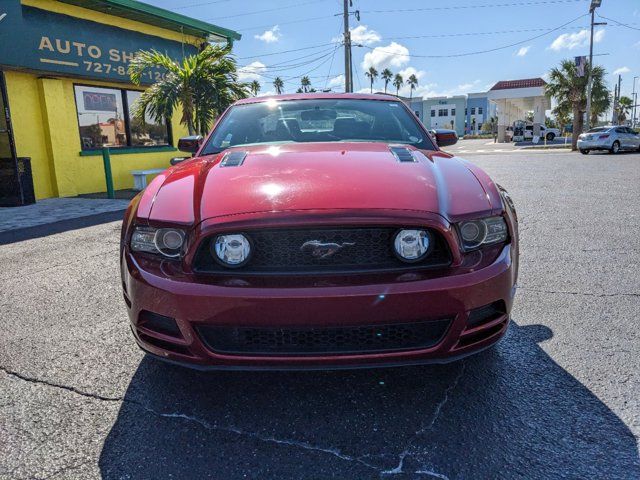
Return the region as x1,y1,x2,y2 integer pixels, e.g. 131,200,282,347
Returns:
585,0,603,131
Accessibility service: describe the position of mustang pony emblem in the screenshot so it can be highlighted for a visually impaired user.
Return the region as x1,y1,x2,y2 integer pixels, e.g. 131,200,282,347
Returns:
301,240,356,259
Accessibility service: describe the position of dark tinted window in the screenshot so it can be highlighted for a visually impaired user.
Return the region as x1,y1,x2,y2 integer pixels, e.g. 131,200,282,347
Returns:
74,85,172,151
126,91,170,147
202,99,435,154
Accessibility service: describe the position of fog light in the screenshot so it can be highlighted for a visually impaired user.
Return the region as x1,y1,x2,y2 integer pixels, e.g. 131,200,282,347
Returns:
394,229,431,262
213,234,251,267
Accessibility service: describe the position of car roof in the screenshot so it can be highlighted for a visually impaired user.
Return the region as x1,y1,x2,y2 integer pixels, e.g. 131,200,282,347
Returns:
234,92,401,105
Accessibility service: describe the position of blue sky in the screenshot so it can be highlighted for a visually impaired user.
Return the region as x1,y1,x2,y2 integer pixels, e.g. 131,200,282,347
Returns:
148,0,640,99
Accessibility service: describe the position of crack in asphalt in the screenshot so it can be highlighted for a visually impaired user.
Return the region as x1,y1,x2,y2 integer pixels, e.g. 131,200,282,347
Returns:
0,367,379,472
381,361,466,478
416,362,466,435
519,286,640,298
1,364,461,478
0,366,125,402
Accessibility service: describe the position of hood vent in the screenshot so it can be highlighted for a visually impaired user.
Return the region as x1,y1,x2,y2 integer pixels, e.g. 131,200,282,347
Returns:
220,151,247,167
389,146,416,163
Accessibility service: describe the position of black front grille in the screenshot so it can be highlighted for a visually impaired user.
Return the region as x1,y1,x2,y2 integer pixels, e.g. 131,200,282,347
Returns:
194,227,451,274
197,319,452,356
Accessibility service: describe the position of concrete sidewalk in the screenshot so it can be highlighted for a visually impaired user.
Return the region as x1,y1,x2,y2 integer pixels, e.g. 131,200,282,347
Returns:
0,197,130,233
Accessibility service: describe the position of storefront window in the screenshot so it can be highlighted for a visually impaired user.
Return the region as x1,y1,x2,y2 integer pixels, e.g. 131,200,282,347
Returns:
126,91,170,147
74,85,171,151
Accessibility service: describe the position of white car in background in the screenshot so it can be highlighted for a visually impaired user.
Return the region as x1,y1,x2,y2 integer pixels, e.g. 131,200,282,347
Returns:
523,125,561,141
577,126,640,154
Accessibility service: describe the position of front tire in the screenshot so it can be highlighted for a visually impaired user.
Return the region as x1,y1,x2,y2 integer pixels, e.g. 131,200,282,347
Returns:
610,141,620,154
579,149,590,155
546,133,555,141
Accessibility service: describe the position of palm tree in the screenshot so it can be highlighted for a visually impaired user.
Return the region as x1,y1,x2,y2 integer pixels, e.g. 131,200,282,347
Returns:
545,59,609,150
273,77,284,95
616,96,633,124
300,76,311,93
393,74,403,96
381,68,393,94
128,44,249,136
365,66,378,93
250,80,261,96
407,74,418,100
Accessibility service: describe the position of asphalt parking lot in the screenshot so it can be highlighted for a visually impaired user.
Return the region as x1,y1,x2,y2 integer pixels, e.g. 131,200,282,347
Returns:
1,149,639,479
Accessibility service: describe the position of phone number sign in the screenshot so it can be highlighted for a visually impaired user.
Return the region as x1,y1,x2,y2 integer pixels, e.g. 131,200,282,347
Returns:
0,1,198,84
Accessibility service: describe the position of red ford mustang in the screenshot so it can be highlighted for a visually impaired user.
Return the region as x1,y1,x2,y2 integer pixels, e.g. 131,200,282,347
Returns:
120,93,519,370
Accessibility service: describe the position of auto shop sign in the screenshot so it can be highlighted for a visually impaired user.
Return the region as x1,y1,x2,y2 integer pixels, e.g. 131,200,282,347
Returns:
0,0,197,84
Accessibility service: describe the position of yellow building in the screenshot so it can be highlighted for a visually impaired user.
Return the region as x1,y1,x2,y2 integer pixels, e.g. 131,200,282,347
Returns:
0,0,240,204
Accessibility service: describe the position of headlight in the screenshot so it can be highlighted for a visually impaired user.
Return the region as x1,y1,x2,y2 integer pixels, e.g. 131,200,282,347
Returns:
213,234,251,267
393,229,432,262
130,226,186,258
457,216,507,251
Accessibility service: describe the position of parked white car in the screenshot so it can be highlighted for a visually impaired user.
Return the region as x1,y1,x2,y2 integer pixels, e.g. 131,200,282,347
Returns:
506,125,561,141
577,126,640,154
523,125,560,141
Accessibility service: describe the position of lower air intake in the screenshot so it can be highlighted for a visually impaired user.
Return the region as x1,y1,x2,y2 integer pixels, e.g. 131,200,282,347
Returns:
197,319,452,356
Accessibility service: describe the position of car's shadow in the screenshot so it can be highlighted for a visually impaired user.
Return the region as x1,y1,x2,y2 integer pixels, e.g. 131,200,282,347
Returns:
98,322,639,479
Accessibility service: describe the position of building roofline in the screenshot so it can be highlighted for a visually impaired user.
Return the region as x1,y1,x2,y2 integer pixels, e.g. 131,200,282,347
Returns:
56,0,241,41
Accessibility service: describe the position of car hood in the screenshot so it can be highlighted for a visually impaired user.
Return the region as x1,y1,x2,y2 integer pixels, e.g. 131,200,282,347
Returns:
146,142,495,225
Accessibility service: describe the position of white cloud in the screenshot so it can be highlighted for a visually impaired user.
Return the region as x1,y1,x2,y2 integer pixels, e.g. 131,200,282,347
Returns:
349,25,381,46
516,46,530,57
613,66,630,75
327,74,345,90
238,61,266,81
258,90,275,97
549,29,604,51
361,42,410,71
254,25,280,43
333,25,381,46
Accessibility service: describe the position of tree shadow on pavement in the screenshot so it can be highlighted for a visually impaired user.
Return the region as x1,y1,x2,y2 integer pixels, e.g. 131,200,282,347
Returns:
98,322,640,479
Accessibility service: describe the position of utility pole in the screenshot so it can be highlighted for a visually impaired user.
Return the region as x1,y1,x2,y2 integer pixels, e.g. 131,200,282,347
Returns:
585,0,605,130
343,0,352,93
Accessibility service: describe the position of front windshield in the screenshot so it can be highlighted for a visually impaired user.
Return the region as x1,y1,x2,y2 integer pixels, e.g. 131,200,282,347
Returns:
202,98,435,154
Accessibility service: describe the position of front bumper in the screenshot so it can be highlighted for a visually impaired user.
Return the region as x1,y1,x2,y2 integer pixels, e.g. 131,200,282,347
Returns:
122,243,517,370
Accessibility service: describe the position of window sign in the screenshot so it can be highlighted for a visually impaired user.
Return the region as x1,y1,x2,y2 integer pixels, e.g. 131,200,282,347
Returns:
83,91,117,112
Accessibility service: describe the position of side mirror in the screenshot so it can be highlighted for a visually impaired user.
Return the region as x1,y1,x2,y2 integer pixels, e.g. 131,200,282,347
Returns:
435,130,458,147
169,157,189,166
177,135,203,154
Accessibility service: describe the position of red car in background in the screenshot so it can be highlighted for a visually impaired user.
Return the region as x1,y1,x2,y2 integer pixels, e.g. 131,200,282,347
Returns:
120,93,519,370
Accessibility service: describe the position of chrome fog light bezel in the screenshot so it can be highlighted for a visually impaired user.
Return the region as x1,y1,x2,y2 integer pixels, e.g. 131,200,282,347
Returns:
393,229,433,263
212,233,253,268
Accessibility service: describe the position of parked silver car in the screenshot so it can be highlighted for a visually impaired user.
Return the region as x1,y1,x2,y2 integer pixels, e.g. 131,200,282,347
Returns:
577,126,640,154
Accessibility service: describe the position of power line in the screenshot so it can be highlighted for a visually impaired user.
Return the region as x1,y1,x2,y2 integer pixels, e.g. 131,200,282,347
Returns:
235,42,339,60
357,13,589,59
205,0,329,21
362,0,588,14
238,49,339,79
385,25,592,41
173,0,231,10
597,13,640,32
237,15,335,32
